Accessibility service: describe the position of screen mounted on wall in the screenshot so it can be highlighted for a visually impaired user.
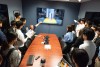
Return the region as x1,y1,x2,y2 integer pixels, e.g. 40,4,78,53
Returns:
37,8,64,25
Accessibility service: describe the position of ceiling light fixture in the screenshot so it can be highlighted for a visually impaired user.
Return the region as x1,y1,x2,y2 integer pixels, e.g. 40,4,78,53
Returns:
78,0,81,2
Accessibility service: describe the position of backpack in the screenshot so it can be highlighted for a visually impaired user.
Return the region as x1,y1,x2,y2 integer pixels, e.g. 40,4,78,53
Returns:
0,48,15,67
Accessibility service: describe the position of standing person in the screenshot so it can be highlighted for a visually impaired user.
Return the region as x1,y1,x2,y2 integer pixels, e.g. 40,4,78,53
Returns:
79,28,96,66
20,18,27,37
71,48,89,67
0,20,7,46
1,32,21,67
76,18,85,37
15,21,29,56
14,13,21,22
8,20,16,33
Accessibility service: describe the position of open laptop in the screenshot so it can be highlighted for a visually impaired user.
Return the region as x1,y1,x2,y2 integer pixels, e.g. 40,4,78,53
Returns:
58,57,72,67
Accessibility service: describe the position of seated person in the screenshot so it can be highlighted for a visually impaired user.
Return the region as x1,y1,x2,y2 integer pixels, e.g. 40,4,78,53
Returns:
62,25,74,53
71,48,89,67
26,25,36,38
25,22,42,38
62,25,74,43
1,32,21,67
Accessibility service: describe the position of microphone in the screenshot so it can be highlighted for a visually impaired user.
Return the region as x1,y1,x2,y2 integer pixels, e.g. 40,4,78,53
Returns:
44,35,49,44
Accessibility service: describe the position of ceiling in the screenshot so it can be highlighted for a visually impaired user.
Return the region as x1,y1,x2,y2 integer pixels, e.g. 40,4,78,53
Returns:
43,0,92,3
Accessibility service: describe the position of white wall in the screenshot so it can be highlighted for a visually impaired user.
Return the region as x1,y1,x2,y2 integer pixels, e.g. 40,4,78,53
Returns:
78,0,100,18
0,0,22,22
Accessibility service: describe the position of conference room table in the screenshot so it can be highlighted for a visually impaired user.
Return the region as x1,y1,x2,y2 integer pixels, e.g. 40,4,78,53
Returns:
19,33,67,67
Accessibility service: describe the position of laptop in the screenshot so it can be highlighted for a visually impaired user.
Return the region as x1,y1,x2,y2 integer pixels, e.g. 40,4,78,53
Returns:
58,57,72,67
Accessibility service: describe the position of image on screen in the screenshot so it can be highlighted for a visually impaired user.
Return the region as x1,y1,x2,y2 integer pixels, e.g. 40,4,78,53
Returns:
37,8,64,25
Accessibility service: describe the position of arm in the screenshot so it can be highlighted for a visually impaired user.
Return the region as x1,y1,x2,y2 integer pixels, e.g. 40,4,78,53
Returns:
35,21,42,27
62,33,69,42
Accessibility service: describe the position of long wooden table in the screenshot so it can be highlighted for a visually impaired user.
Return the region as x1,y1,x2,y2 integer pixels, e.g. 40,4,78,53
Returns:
19,33,63,67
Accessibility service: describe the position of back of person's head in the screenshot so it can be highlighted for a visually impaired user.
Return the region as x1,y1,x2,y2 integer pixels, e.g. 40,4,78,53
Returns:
71,24,75,31
83,27,95,40
11,20,16,26
91,25,97,31
14,13,20,18
79,29,83,37
20,18,26,25
71,48,89,67
85,20,92,28
6,32,17,44
16,21,23,29
67,25,72,32
81,18,86,24
20,18,26,22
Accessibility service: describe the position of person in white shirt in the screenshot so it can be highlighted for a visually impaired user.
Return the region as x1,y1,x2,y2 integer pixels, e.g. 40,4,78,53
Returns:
26,22,42,38
1,32,21,67
79,28,96,66
16,21,28,47
76,19,85,37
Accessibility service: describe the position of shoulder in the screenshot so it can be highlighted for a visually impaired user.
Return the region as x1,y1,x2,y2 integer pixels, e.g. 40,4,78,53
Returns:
11,49,21,57
79,44,85,49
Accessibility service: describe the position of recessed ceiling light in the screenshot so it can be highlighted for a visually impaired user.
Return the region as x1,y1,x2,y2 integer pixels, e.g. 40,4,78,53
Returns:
78,0,81,2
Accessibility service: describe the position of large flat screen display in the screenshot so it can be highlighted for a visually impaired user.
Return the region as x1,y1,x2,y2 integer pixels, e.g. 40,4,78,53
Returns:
37,8,64,25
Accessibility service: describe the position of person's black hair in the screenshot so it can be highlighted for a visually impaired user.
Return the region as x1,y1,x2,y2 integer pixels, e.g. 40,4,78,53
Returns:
97,27,100,32
20,18,26,22
11,20,16,26
83,28,95,40
71,24,75,31
16,21,23,29
6,32,18,43
78,19,81,23
92,25,97,31
81,18,86,23
85,20,92,28
71,48,89,67
67,25,72,32
0,20,3,23
14,13,20,18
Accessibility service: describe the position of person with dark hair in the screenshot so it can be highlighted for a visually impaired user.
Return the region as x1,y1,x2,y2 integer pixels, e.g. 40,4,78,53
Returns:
71,29,84,48
62,25,74,43
8,20,16,33
91,25,98,42
85,20,92,28
1,32,21,67
79,28,96,66
20,18,27,37
76,18,85,37
16,21,28,47
62,25,75,53
14,13,21,21
0,20,7,46
71,24,76,35
71,48,89,67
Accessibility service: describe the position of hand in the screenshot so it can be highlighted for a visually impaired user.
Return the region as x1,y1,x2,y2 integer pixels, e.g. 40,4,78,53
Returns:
39,21,42,24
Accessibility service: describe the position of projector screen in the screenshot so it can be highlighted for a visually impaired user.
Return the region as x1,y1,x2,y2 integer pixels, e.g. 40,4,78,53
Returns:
37,8,64,25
